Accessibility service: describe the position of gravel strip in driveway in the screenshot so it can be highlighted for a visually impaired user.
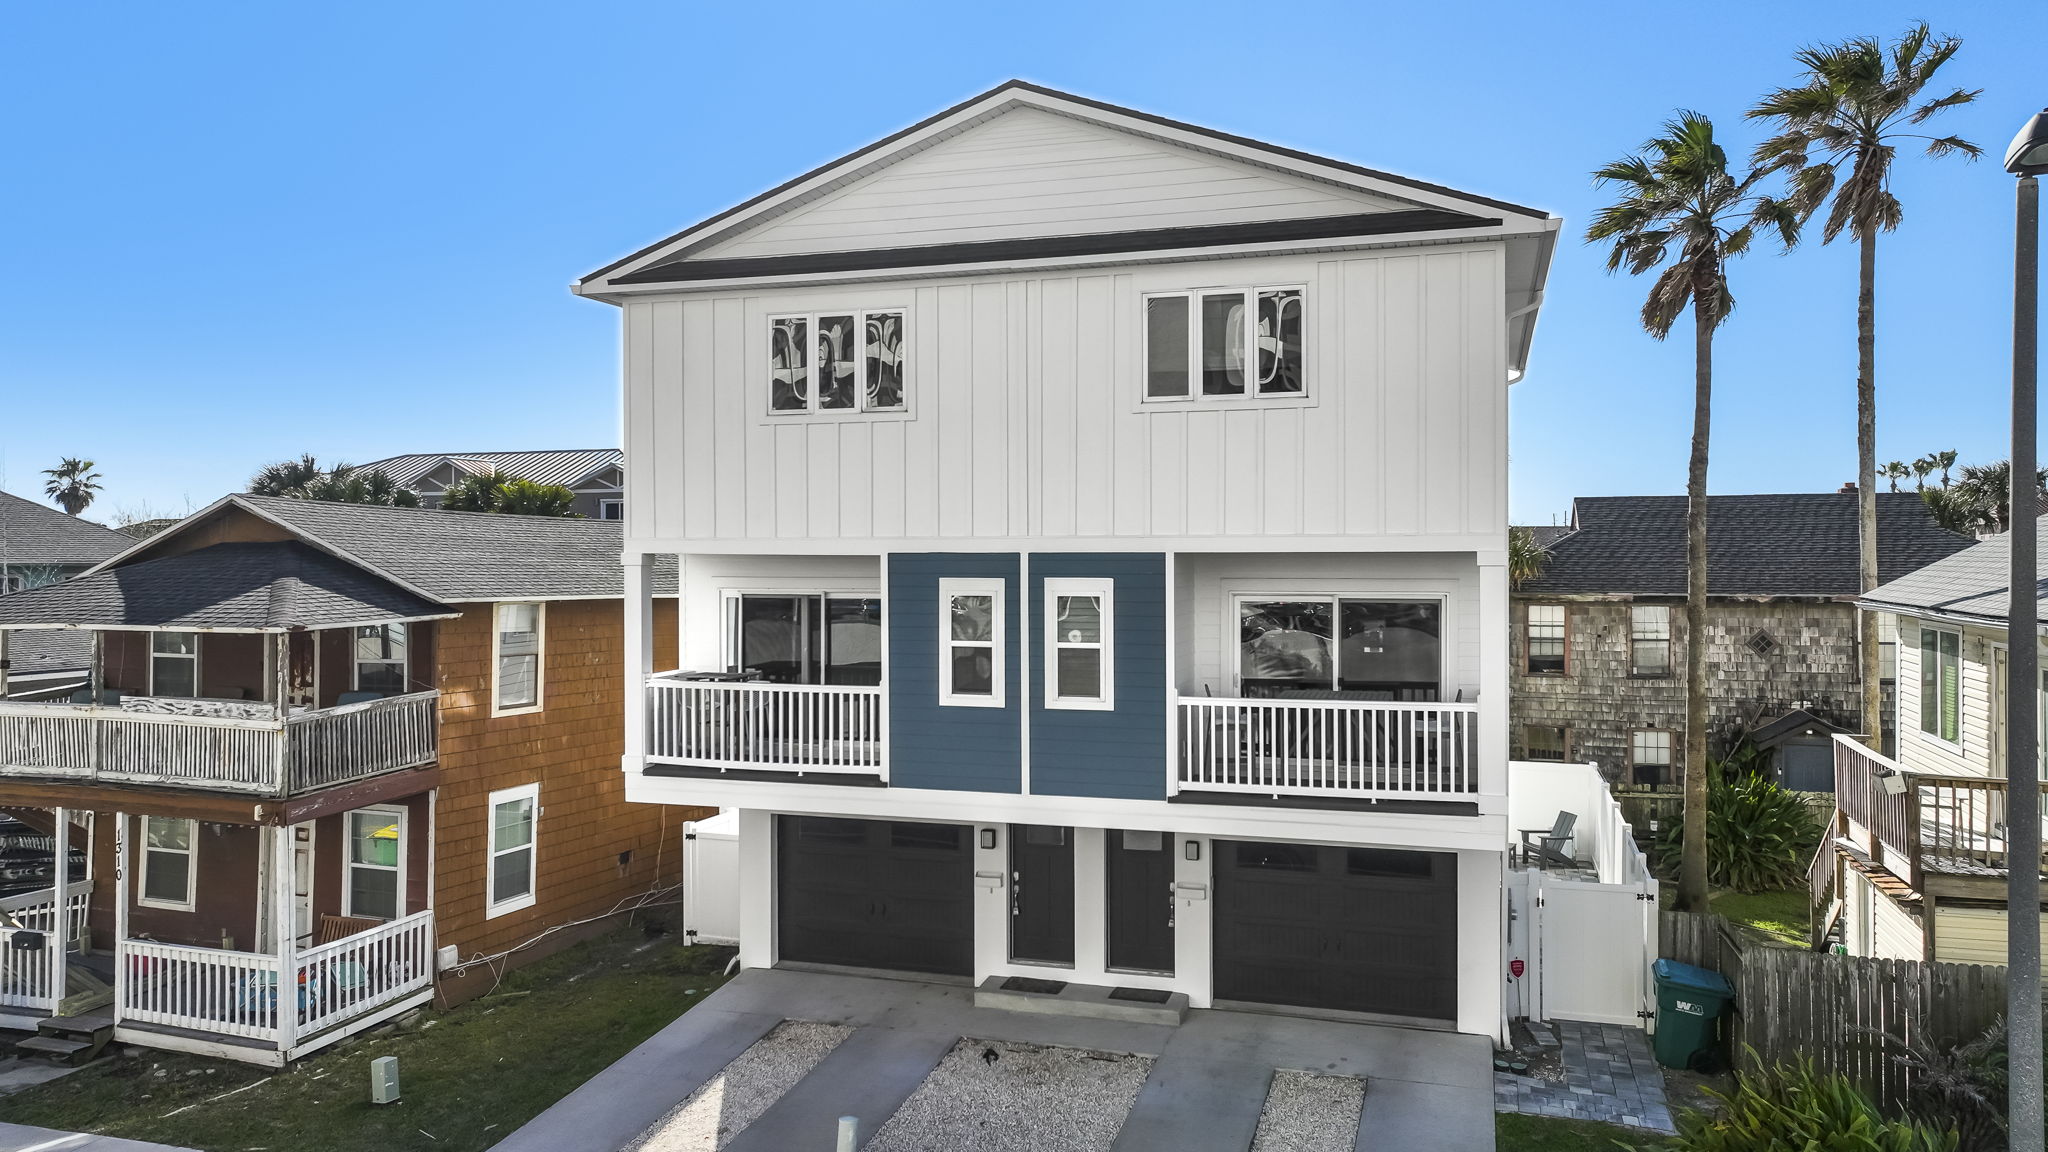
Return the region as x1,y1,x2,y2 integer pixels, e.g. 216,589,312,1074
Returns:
1249,1070,1366,1152
628,1020,852,1151
863,1038,1154,1152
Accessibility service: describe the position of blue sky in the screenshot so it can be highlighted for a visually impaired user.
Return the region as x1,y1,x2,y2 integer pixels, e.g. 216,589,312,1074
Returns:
2,0,2040,526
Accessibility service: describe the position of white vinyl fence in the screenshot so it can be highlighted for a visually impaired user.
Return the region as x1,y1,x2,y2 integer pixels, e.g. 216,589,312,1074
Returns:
683,812,740,947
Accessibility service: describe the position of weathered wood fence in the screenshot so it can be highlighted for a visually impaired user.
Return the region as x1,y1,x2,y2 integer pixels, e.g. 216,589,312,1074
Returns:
1661,911,2007,1108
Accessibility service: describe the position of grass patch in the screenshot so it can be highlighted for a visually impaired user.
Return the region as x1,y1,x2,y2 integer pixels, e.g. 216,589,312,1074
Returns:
1708,889,1808,947
1498,1112,1672,1151
0,925,733,1152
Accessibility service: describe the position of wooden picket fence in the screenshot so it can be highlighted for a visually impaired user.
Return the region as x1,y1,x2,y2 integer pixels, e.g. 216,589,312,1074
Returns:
1660,911,2008,1109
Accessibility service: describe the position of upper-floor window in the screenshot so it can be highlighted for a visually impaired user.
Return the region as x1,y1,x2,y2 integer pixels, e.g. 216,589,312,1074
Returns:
940,578,1004,707
1237,597,1442,700
726,593,882,685
1630,606,1672,678
769,311,906,415
354,623,408,696
1525,606,1566,676
598,499,623,520
1143,286,1304,401
151,631,199,697
493,603,544,716
1046,578,1113,710
1920,626,1961,744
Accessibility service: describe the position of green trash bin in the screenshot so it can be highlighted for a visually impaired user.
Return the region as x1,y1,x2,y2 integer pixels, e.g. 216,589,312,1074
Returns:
1652,958,1735,1070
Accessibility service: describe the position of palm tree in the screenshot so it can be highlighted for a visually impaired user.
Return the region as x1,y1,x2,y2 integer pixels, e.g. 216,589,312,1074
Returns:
1508,527,1550,589
1587,112,1799,912
42,458,102,516
440,471,581,517
1880,461,1911,492
1953,461,2048,535
248,453,326,496
1911,455,1936,491
1932,448,1959,488
1749,22,1979,753
291,465,419,507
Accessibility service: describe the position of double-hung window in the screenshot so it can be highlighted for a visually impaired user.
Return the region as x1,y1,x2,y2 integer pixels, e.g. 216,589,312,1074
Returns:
353,623,408,696
1630,606,1672,677
150,631,199,697
1045,579,1113,710
139,816,196,910
939,579,1005,707
769,310,907,414
1525,606,1566,676
486,783,538,917
1143,286,1305,400
345,807,404,920
493,603,544,716
1630,730,1673,787
1920,626,1961,744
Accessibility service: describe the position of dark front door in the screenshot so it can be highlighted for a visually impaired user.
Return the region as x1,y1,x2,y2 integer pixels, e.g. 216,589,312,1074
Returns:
1212,840,1457,1020
776,816,974,976
1107,829,1175,973
1010,825,1074,965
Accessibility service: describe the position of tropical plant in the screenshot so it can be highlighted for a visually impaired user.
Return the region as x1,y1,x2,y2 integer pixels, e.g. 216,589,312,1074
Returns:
291,466,419,507
1654,767,1821,893
1952,460,2048,535
1587,111,1799,911
439,471,580,517
1508,526,1550,589
1880,461,1911,492
248,453,327,496
1873,1019,2009,1152
1911,456,1936,491
1660,1059,1957,1151
41,458,102,515
1931,448,1959,488
1749,22,1979,760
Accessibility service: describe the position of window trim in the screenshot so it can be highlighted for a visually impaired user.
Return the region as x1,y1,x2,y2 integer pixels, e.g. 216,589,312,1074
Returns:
1140,284,1310,405
597,498,623,520
137,815,198,912
719,589,886,685
1521,724,1571,763
1229,591,1449,699
766,308,911,418
939,577,1006,708
1524,604,1568,677
1044,578,1114,711
149,631,201,698
1919,624,1963,747
485,782,539,918
1629,728,1675,787
1628,604,1673,679
342,805,407,921
351,623,409,694
491,602,546,718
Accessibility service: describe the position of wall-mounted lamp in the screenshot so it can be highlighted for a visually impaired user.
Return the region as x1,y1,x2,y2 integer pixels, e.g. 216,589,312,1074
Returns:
979,828,998,851
1184,840,1201,862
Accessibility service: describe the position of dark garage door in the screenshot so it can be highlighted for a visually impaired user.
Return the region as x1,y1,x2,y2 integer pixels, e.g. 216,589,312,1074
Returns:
777,816,974,977
1213,840,1458,1021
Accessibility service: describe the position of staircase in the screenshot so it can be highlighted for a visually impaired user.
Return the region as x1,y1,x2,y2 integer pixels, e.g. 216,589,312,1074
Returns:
15,1013,113,1065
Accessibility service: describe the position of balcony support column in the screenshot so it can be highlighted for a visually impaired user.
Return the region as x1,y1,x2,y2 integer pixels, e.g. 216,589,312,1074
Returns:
1477,556,1509,798
112,811,128,1026
622,552,654,766
48,805,68,1012
272,822,298,1053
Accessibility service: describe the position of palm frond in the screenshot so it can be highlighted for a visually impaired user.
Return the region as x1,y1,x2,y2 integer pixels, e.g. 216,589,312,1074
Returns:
1922,134,1982,160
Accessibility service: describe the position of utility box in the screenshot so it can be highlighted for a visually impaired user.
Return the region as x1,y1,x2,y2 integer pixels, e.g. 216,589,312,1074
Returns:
370,1056,400,1105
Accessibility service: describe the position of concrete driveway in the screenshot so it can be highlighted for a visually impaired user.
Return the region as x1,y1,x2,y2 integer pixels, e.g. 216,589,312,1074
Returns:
496,968,1495,1152
0,1124,198,1152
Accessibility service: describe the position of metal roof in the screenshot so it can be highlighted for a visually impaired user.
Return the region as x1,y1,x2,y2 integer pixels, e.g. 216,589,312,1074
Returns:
0,490,131,568
352,449,622,491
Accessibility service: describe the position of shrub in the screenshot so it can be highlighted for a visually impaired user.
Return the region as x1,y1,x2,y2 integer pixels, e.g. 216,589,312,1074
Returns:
1662,1060,1957,1152
1655,769,1820,893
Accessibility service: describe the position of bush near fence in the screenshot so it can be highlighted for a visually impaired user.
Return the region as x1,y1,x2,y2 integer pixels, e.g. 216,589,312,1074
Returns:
1661,910,2007,1111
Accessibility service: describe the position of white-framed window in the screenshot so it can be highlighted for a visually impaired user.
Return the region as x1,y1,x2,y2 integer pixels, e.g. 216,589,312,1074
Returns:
1525,606,1566,676
138,816,196,910
1920,626,1961,745
150,631,199,698
939,578,1005,707
1235,595,1444,700
597,499,623,520
1629,605,1672,677
768,310,907,415
1045,578,1113,710
486,783,538,917
1142,285,1305,401
353,623,408,696
723,592,883,686
492,603,544,716
1630,729,1673,787
344,806,405,921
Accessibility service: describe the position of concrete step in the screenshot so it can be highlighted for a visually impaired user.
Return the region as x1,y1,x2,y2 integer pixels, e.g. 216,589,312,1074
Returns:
15,1034,95,1065
973,976,1189,1026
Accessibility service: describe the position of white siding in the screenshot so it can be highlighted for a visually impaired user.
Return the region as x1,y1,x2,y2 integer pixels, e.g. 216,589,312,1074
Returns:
1935,905,2048,974
622,246,1509,550
1892,615,2026,779
694,107,1412,261
1842,870,1924,962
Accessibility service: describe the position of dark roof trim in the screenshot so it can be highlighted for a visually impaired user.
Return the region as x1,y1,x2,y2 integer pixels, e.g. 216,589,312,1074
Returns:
613,209,1497,286
580,78,1550,286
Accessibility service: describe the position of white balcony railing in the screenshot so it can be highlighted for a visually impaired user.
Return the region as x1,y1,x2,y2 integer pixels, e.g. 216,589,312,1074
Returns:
1177,697,1480,799
647,678,884,775
291,909,435,1038
0,691,438,795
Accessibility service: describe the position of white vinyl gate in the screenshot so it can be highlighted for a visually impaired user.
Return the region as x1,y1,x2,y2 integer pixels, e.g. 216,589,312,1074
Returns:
682,812,740,947
1510,867,1658,1028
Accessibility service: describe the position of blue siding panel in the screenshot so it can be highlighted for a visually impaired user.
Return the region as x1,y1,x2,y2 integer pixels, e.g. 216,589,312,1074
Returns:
888,553,1022,794
1029,554,1169,800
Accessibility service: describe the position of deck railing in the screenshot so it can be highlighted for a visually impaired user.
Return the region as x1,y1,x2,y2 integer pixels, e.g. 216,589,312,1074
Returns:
0,691,438,795
1832,733,2048,884
647,678,884,775
291,909,434,1038
0,926,59,1014
0,879,93,943
1177,698,1480,798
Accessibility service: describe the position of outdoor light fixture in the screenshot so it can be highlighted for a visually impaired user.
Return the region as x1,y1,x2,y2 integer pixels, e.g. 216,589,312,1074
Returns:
1184,840,1201,862
2007,108,2048,177
979,828,997,851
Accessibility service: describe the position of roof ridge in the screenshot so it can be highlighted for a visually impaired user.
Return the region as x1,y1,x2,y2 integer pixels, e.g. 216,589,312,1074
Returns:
235,493,620,531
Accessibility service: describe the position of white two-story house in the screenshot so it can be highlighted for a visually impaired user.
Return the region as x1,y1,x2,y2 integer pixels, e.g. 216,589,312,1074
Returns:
577,81,1557,1040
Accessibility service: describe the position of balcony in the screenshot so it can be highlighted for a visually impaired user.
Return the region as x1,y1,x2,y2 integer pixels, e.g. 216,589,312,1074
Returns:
0,691,439,796
646,676,883,777
1832,733,2048,886
1177,697,1480,800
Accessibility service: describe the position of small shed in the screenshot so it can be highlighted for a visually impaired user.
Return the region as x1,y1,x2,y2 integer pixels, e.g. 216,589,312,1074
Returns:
1747,707,1852,793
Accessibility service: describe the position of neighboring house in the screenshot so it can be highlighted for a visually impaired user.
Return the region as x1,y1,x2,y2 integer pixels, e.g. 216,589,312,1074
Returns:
355,449,624,519
578,81,1559,1039
0,494,705,1064
1822,523,2048,968
1511,493,1972,790
0,491,130,700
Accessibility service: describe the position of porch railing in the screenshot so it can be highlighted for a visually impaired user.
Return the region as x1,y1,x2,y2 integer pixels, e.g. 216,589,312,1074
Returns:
0,879,93,943
0,691,438,795
647,678,884,775
0,926,59,1014
1833,733,2048,884
1177,698,1480,798
291,909,434,1038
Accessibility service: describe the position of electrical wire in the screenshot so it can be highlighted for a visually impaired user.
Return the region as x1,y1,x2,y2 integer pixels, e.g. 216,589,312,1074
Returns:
441,884,689,996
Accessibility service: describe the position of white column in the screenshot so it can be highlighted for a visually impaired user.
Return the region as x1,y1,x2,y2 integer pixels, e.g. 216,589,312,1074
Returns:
1476,557,1510,802
1456,847,1508,1042
735,809,775,971
622,552,654,767
1174,834,1213,1007
272,823,298,1053
1072,828,1107,976
112,812,129,1025
48,807,69,1012
972,824,1007,981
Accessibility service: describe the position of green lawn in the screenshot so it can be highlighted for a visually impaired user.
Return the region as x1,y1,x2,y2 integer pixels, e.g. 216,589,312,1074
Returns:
1707,889,1809,947
0,926,733,1152
1498,1113,1674,1151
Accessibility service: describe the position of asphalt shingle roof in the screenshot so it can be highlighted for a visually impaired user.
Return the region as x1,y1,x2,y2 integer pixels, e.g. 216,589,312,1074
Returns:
0,541,448,631
0,491,130,568
354,449,621,491
3,629,91,677
1862,516,2048,627
1518,492,1976,598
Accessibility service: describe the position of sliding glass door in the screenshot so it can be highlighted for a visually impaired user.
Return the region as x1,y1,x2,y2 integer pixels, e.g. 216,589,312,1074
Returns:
1236,597,1442,700
727,594,883,685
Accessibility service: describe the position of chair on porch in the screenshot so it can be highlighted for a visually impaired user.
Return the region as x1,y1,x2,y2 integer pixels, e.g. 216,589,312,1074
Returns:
1519,812,1578,870
315,914,382,945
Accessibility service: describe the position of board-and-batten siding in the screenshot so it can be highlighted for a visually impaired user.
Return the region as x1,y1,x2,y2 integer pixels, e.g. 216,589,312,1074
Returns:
1891,615,2002,779
623,247,1506,548
1935,906,2048,974
673,554,883,671
691,107,1413,260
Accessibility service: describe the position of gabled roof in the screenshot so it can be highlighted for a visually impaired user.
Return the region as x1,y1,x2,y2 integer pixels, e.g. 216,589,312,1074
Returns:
1861,517,2048,628
0,541,450,632
0,490,130,568
1518,493,1976,598
353,449,623,492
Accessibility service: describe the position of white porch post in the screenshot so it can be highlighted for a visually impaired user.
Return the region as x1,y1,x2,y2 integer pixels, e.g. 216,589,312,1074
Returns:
1476,557,1510,800
272,823,297,1053
48,807,68,1013
622,551,653,766
112,812,128,1025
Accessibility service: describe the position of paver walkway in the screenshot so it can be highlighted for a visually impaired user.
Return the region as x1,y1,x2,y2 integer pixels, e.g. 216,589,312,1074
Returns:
1492,1019,1675,1133
498,967,1497,1152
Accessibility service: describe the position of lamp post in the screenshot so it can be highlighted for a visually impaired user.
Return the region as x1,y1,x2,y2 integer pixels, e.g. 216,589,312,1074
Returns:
2007,106,2047,1152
